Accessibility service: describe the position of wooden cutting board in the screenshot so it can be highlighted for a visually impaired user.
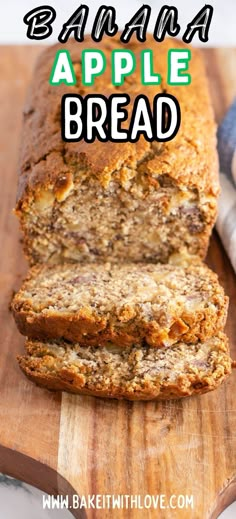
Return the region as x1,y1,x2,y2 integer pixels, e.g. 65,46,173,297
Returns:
0,46,235,519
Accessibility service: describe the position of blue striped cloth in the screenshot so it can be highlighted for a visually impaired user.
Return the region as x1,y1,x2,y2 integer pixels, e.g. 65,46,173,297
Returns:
216,99,236,272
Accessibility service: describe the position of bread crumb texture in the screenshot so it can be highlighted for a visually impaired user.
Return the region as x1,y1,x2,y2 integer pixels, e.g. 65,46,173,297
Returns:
16,36,219,265
18,333,231,400
12,261,228,347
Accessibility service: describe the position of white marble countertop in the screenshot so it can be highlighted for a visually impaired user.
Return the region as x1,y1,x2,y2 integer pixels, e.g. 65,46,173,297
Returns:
0,473,235,519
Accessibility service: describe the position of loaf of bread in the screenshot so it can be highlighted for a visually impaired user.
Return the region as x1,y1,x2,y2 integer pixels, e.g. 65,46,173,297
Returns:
11,261,228,348
14,35,231,402
18,333,231,400
16,36,219,265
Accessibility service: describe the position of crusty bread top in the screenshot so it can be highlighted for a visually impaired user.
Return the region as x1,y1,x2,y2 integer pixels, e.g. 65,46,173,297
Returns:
16,35,219,210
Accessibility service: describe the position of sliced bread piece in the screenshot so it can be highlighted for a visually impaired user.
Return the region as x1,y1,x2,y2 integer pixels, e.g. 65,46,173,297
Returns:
12,262,228,348
18,333,231,400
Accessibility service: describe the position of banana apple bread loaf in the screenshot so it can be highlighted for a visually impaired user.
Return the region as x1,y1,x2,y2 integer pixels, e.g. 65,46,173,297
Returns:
12,261,228,348
18,333,231,400
15,35,219,265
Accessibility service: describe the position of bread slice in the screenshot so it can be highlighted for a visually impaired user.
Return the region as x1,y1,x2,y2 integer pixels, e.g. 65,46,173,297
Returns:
18,333,231,400
12,262,228,348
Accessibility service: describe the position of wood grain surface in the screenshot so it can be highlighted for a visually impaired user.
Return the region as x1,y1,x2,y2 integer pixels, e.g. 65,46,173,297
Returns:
0,46,235,519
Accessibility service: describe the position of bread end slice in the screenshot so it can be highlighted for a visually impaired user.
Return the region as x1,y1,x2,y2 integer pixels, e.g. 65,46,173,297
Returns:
18,333,232,401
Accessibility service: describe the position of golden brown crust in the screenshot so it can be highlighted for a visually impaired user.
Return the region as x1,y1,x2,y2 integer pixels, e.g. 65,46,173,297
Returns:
17,333,232,400
16,36,219,202
15,35,219,265
11,262,228,348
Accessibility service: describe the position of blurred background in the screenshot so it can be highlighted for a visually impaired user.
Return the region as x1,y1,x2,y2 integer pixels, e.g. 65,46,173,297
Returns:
0,0,236,46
